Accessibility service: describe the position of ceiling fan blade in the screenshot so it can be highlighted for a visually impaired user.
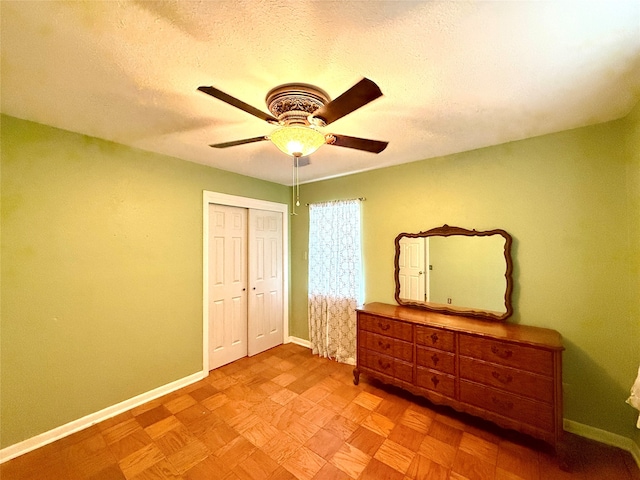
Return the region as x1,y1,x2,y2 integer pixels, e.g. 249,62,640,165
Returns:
198,86,279,124
328,134,388,153
209,136,268,148
311,78,383,126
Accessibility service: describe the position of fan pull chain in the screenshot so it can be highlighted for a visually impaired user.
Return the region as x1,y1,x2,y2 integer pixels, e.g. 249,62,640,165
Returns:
291,155,299,215
296,155,300,207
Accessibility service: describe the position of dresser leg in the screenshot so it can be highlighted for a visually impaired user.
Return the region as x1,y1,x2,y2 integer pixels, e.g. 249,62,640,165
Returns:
353,367,360,385
556,435,572,472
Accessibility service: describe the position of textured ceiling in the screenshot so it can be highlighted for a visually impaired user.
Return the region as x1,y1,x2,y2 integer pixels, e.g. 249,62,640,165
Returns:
2,1,640,186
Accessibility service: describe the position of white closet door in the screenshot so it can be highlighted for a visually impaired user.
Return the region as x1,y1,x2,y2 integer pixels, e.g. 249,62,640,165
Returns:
398,236,427,302
248,209,284,356
208,204,248,370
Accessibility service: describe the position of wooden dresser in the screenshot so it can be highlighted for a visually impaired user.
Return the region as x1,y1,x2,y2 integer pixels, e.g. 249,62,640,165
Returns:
354,302,564,451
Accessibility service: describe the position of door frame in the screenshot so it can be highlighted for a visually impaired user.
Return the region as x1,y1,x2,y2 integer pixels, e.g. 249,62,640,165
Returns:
202,191,289,372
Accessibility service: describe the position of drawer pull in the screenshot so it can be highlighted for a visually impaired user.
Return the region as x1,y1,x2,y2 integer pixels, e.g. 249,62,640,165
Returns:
431,376,440,388
378,322,391,331
491,345,513,359
491,397,513,410
430,333,439,344
431,354,440,366
378,340,391,350
491,371,513,384
377,359,391,370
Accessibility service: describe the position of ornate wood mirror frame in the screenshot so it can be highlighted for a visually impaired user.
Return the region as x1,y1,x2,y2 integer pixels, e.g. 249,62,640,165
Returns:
394,225,513,321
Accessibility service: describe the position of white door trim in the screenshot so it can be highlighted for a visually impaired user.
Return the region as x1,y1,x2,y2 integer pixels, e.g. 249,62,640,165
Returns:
203,191,289,372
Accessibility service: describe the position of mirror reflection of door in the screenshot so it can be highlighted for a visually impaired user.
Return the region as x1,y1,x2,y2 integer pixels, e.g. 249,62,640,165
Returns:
398,236,427,302
398,234,507,313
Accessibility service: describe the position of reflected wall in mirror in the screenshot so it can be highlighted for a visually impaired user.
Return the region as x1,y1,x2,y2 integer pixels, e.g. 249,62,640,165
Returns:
394,225,513,321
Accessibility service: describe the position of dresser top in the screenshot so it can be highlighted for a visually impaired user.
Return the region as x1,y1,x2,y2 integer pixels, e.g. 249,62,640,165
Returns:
358,303,563,350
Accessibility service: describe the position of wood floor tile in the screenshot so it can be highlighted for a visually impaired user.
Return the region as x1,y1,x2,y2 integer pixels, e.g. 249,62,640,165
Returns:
135,406,173,429
304,428,344,460
497,441,541,480
346,425,385,456
282,445,327,480
459,431,499,465
373,438,416,474
284,418,322,444
285,395,317,417
240,418,280,447
272,372,297,387
232,448,280,480
88,464,128,480
329,443,371,479
143,416,183,439
352,391,384,410
214,435,256,469
361,411,396,437
310,462,354,480
65,433,117,479
189,384,218,402
428,418,464,448
270,387,298,406
163,393,197,414
108,428,154,461
174,403,211,425
184,455,231,480
300,384,332,403
302,402,336,428
200,391,230,411
251,398,283,418
359,457,405,480
398,407,434,434
340,401,372,423
262,431,304,464
102,418,144,445
388,423,425,451
322,414,360,441
155,423,198,456
452,448,497,480
131,458,181,480
118,443,165,479
405,453,449,480
418,434,458,469
375,397,410,422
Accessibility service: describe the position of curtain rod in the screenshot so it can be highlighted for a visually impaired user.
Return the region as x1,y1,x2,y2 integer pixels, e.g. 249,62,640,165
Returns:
306,197,366,206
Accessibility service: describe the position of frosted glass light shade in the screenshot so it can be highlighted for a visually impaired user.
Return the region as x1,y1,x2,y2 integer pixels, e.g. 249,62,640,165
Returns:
269,126,326,157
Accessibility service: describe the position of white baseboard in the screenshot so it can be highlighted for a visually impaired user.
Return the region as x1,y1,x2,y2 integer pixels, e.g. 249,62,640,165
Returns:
564,419,640,468
0,370,207,464
287,336,311,349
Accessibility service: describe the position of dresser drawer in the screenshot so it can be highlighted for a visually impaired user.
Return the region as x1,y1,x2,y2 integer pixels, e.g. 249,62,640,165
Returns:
416,325,455,352
362,331,413,362
459,356,554,404
360,314,413,342
459,380,554,432
459,334,553,375
416,366,455,397
417,346,455,375
361,350,414,383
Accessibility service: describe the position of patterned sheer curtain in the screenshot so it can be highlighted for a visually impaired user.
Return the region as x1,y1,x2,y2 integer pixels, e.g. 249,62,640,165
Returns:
308,199,363,364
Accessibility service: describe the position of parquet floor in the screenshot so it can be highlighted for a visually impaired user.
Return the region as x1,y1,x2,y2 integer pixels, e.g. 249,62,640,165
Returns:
2,343,638,480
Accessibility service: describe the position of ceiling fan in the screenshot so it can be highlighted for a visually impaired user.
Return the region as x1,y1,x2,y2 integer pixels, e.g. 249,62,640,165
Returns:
197,78,388,158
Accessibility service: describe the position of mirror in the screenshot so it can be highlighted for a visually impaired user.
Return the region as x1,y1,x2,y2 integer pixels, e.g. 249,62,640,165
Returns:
394,225,513,321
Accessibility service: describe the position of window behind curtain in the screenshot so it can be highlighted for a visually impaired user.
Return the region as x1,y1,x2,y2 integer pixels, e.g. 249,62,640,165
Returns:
307,199,362,364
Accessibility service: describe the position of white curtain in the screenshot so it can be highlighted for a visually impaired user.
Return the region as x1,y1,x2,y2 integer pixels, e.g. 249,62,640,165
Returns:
308,199,363,364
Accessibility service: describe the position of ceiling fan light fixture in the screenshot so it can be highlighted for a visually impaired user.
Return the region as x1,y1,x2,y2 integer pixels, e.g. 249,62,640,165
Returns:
269,126,326,157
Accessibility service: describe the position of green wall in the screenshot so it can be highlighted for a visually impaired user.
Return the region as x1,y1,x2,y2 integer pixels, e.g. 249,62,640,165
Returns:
0,115,289,448
291,102,640,443
624,102,640,451
2,100,639,451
